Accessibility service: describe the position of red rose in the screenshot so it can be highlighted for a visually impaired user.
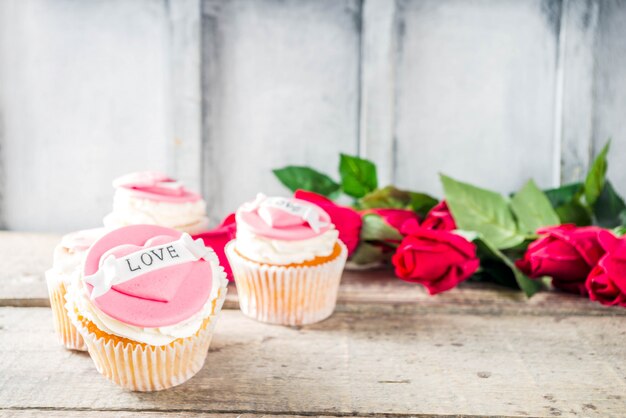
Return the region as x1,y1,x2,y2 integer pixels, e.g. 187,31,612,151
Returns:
192,214,237,280
515,225,605,295
361,208,419,233
422,201,456,231
586,230,626,307
294,190,362,256
391,219,479,295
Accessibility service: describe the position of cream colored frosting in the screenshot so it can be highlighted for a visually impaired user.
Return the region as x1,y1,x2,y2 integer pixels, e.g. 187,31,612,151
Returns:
104,188,209,233
66,258,227,346
235,225,339,265
48,229,108,283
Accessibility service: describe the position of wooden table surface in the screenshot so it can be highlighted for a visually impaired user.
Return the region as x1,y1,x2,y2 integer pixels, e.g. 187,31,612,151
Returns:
0,231,625,417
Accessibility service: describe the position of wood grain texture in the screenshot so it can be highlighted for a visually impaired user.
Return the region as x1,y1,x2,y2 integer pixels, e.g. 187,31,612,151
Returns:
394,0,560,196
0,412,319,418
168,0,204,194
360,0,397,186
0,232,60,306
0,0,185,232
593,0,626,198
3,1,626,231
1,307,625,417
201,0,360,219
558,0,598,184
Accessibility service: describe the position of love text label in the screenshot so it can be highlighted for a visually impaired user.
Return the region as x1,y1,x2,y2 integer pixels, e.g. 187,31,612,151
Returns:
84,234,215,299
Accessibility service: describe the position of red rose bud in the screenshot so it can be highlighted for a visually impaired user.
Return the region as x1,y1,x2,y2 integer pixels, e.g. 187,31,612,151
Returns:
294,190,362,256
515,225,605,295
421,201,456,231
192,214,237,281
392,219,479,295
586,230,626,308
361,208,419,234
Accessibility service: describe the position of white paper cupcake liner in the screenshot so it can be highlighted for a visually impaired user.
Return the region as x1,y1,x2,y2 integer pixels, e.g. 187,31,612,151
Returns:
226,241,347,326
45,271,87,351
67,281,227,392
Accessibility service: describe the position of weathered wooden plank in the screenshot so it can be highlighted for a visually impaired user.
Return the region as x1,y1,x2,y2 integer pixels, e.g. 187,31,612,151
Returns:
557,0,599,184
359,0,397,186
200,0,361,219
393,0,560,196
1,307,624,416
0,232,59,306
593,0,626,198
168,0,204,194
0,0,179,232
2,232,624,317
0,412,320,418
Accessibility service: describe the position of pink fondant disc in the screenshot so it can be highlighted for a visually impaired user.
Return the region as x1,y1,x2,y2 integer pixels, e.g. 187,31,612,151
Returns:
83,225,213,328
113,171,202,203
236,197,332,241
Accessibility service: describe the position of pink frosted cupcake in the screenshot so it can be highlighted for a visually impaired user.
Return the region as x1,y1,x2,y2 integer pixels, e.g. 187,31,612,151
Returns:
226,194,347,325
45,228,107,351
66,225,228,391
103,171,209,234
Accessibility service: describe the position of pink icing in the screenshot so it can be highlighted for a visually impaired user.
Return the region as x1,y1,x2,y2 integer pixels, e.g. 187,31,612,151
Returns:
236,196,333,241
60,228,108,252
113,171,201,203
83,225,213,328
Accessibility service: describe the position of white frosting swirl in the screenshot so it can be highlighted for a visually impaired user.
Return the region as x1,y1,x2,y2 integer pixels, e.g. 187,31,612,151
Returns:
66,259,227,346
48,229,108,282
104,188,209,233
235,225,339,265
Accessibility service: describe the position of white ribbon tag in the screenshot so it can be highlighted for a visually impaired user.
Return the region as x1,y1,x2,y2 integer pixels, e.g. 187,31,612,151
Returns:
259,196,328,233
84,233,217,300
157,180,184,193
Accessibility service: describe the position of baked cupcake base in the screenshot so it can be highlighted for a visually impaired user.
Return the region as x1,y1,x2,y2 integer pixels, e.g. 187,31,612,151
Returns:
45,271,87,351
67,282,227,392
226,241,347,326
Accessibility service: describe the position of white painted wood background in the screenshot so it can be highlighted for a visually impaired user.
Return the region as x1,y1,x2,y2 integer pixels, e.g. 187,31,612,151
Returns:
0,0,624,232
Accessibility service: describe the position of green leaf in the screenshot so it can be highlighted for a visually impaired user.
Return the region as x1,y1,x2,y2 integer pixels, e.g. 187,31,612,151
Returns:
409,192,439,218
543,182,591,225
453,229,479,242
584,139,611,206
544,182,583,208
475,237,542,297
339,154,378,198
593,180,626,228
555,201,592,226
613,225,626,237
440,174,524,249
358,186,437,218
470,259,518,289
273,166,340,198
510,180,560,234
359,186,410,209
510,263,543,297
348,242,386,265
360,213,403,242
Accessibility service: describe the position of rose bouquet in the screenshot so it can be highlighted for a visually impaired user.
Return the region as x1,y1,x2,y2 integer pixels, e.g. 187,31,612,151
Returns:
269,141,626,308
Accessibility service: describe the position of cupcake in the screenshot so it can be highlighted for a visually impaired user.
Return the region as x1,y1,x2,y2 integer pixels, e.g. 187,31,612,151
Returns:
226,194,347,325
103,171,209,234
45,228,107,351
65,225,228,391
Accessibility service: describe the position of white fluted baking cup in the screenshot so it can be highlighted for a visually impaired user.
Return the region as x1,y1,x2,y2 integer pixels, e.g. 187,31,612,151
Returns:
67,281,227,392
46,270,87,351
226,240,347,326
